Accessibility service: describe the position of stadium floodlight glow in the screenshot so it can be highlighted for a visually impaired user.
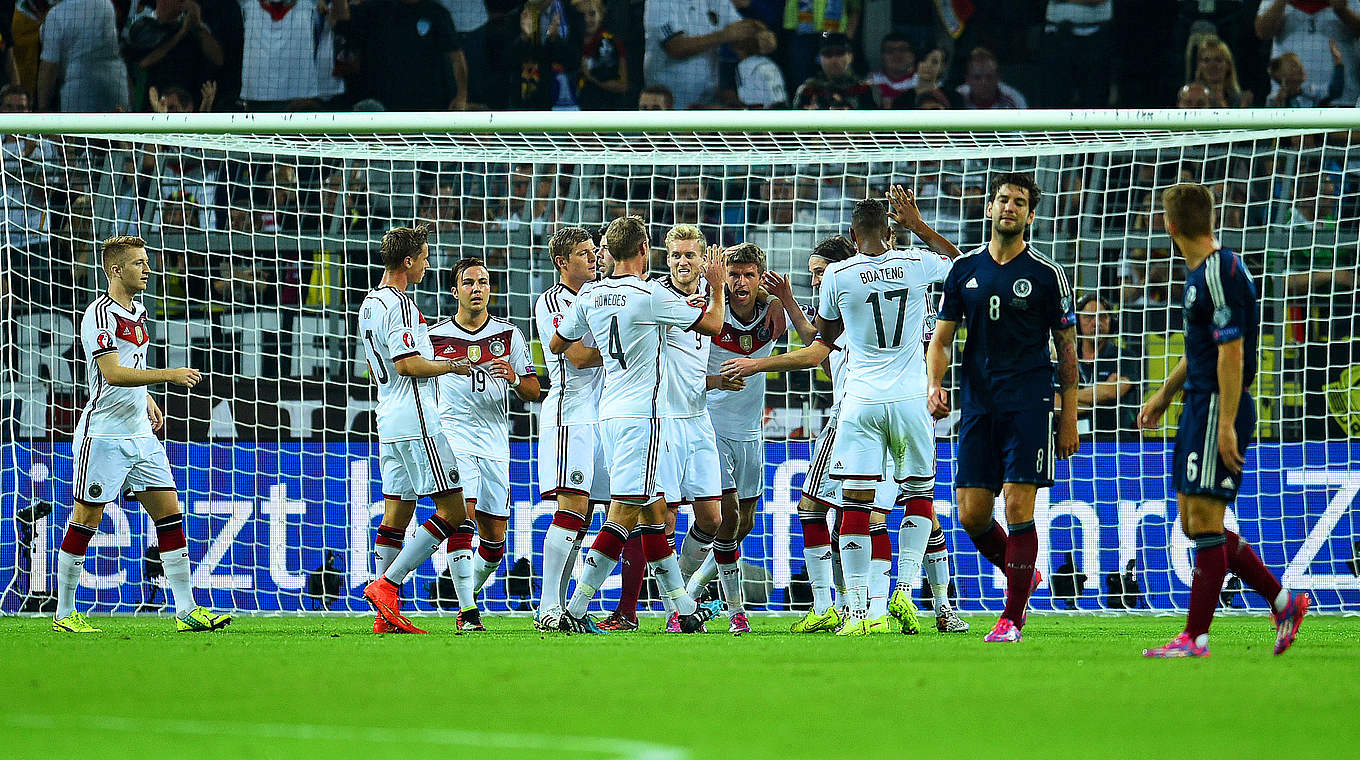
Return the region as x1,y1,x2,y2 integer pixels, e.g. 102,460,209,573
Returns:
2,109,1357,617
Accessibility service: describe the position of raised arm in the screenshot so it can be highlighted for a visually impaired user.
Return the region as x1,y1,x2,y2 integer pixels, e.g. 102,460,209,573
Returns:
690,246,729,336
763,271,816,345
889,184,962,260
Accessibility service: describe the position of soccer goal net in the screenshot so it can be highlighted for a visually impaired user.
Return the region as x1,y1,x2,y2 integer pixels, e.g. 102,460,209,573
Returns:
2,110,1357,617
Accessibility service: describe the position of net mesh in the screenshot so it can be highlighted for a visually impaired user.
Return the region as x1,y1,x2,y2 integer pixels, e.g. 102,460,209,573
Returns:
2,125,1358,615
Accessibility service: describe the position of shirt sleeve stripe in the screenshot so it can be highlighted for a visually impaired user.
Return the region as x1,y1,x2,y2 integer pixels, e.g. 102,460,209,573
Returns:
1204,252,1228,308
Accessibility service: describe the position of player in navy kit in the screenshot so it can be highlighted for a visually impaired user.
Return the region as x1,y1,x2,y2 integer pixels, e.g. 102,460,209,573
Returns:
926,172,1079,643
1139,183,1308,658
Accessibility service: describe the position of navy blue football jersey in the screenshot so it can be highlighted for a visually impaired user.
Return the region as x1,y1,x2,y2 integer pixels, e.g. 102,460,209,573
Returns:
1182,249,1258,393
937,245,1076,413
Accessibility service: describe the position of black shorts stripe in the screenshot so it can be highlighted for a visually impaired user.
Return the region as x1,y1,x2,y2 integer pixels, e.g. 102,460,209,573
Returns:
557,424,570,491
803,421,837,497
643,418,661,496
423,436,448,493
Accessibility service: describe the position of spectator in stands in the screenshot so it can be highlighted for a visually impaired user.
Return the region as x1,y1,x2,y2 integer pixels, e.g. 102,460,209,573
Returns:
733,25,786,108
643,0,763,109
0,84,59,178
1187,34,1253,106
892,44,963,109
508,1,581,109
792,32,874,109
36,0,129,111
10,1,50,96
241,0,347,110
1268,40,1346,106
1073,293,1141,434
955,47,1027,109
122,0,225,111
867,32,915,108
149,82,218,113
1040,0,1112,107
344,0,468,111
1257,0,1360,106
1176,82,1214,107
780,0,860,89
638,83,674,110
576,0,628,110
441,0,490,107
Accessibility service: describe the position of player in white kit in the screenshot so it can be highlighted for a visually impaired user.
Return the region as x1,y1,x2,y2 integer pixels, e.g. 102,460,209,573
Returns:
725,188,966,635
360,225,472,635
429,257,540,630
682,242,785,635
54,235,230,633
535,227,610,631
549,216,727,634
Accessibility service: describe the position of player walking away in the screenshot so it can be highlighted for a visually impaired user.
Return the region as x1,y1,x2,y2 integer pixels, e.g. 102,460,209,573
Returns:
54,236,229,633
549,216,727,634
535,227,609,631
677,242,784,635
429,258,540,631
926,173,1079,643
1139,184,1308,658
600,224,729,632
360,225,472,635
728,186,969,635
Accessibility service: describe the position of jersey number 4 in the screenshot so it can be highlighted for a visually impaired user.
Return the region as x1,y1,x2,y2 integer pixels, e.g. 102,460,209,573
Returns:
608,316,628,369
866,288,911,349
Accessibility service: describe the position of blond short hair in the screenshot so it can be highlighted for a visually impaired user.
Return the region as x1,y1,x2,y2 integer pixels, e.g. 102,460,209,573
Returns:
101,235,147,269
664,223,706,250
605,216,648,262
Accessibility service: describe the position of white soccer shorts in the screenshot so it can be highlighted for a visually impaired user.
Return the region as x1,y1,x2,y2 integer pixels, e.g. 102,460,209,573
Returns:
453,450,511,518
828,396,936,489
379,434,461,502
657,413,723,504
716,436,763,501
538,421,610,503
72,434,176,504
803,409,841,509
599,417,663,502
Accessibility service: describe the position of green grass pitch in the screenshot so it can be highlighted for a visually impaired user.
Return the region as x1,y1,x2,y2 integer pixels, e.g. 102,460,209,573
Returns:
3,615,1356,759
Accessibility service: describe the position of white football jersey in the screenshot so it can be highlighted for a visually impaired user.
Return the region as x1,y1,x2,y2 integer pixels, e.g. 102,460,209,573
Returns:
805,304,851,412
76,296,153,439
817,248,953,403
707,298,779,442
428,315,533,461
535,283,605,426
555,274,703,420
358,286,443,443
656,275,710,420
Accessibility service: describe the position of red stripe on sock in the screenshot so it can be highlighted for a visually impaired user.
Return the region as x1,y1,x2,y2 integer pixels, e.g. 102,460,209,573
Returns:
839,508,870,537
641,530,674,562
60,524,96,555
714,547,740,565
591,528,627,561
550,510,586,533
157,525,187,552
902,497,933,520
445,529,474,553
870,530,892,562
802,520,831,549
477,542,505,562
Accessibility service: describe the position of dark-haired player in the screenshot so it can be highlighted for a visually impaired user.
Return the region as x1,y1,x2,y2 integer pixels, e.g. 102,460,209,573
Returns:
1139,183,1307,658
429,257,540,630
926,173,1079,643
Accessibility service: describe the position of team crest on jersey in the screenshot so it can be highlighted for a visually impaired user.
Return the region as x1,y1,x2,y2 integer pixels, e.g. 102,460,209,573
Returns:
739,334,753,352
570,470,585,485
1213,306,1231,327
88,482,103,499
1184,285,1197,308
402,331,415,349
1013,278,1032,298
468,345,482,363
490,339,506,357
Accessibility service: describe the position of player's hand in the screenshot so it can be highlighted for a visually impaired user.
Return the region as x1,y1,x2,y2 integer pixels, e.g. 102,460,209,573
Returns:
763,271,795,305
702,245,728,289
927,385,950,418
1330,38,1344,67
147,397,164,432
722,356,761,379
1218,423,1244,475
446,357,471,376
165,367,201,388
686,292,708,309
722,18,763,45
718,374,746,391
486,358,517,383
888,184,923,232
1136,393,1168,431
1056,413,1078,460
762,294,787,338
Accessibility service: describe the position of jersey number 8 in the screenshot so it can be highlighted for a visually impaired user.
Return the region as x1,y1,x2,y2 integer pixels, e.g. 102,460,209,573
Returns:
989,295,1001,321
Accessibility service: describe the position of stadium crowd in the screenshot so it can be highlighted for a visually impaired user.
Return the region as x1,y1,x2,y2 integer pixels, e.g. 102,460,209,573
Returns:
1,0,1359,113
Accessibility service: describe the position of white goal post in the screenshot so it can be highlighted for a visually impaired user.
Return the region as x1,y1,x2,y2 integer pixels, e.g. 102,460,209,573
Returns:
2,109,1357,616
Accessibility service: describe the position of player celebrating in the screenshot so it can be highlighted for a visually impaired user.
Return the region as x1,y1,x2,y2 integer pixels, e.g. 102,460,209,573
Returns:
360,225,471,635
548,215,727,634
602,224,729,631
429,257,540,631
54,235,229,633
1139,183,1307,658
680,242,784,634
535,227,609,631
926,173,1078,643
